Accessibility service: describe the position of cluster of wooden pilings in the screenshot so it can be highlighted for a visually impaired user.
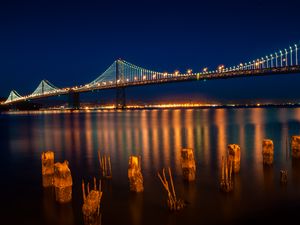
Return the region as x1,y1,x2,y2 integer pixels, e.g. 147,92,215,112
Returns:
38,134,300,222
41,151,73,203
158,167,185,211
128,156,144,192
82,178,103,225
98,151,112,179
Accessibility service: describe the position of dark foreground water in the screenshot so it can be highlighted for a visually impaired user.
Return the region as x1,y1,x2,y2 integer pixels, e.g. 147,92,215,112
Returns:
1,108,300,225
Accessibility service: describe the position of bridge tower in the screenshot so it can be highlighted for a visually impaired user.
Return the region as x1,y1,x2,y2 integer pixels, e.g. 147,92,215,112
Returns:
116,59,126,109
42,81,45,94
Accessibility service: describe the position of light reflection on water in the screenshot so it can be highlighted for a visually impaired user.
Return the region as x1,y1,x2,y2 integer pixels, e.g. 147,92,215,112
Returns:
2,108,300,225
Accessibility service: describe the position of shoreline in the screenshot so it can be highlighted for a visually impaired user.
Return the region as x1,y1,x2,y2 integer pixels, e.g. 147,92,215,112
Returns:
2,102,300,113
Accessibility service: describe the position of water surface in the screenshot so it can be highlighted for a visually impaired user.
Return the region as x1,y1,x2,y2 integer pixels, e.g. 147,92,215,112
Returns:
1,108,300,225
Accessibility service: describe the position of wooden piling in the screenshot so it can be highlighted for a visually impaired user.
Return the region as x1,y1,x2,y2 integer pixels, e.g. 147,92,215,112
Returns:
220,156,233,193
98,151,112,179
128,156,144,192
262,139,274,165
291,136,300,158
280,170,288,184
41,151,55,187
53,160,73,203
82,178,103,225
180,148,196,182
228,144,241,173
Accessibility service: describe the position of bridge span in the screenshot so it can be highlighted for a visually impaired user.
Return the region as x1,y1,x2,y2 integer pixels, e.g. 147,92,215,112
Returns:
2,43,300,109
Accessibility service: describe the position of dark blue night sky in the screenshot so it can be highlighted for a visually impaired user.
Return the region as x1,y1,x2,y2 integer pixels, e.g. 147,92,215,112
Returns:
1,0,300,103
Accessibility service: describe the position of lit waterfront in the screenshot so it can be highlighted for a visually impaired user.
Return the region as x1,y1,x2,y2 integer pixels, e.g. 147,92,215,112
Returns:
1,108,300,224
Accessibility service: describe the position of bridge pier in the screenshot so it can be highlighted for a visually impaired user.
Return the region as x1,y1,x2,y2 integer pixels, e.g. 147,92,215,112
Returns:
68,92,80,109
116,87,126,109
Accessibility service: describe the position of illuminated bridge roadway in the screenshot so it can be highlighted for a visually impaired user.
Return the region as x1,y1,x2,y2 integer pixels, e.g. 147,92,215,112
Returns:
2,43,300,109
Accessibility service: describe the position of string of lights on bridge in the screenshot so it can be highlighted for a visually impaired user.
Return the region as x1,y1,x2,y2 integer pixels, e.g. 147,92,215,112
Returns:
2,42,299,104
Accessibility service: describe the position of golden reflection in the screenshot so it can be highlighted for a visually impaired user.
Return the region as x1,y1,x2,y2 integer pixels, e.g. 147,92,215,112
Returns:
185,109,195,149
109,113,116,157
236,109,246,162
96,113,104,153
173,109,182,174
151,110,159,169
141,110,150,171
215,109,227,164
44,114,52,150
84,112,93,169
102,113,109,155
125,113,133,160
293,108,300,121
133,113,141,156
64,114,72,159
53,114,62,159
202,109,210,165
162,110,171,166
251,108,265,185
73,112,81,159
279,108,289,164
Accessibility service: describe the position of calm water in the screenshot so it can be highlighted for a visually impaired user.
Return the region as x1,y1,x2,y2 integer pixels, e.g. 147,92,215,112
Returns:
1,108,300,225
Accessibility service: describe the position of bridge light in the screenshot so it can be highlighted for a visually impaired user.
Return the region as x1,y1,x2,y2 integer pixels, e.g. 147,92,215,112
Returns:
218,65,224,71
295,44,298,65
187,69,192,74
203,67,208,72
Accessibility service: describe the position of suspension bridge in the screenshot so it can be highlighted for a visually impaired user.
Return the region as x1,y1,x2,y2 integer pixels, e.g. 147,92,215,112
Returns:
2,43,300,109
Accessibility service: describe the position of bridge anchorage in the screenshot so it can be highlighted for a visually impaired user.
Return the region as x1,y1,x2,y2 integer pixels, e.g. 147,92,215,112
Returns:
1,42,300,110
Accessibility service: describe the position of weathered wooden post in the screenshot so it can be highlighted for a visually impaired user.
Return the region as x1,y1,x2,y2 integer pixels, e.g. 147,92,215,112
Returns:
262,139,274,165
82,177,103,225
291,136,300,158
128,156,144,192
180,148,196,182
98,151,112,179
220,156,233,193
228,144,241,173
280,170,288,184
54,160,73,203
41,151,55,187
158,167,185,211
